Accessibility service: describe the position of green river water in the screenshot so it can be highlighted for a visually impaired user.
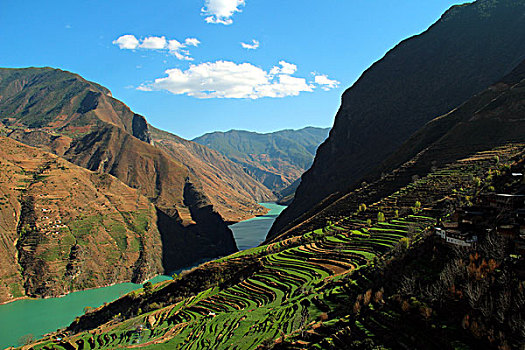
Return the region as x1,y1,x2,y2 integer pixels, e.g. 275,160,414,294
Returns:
0,202,286,349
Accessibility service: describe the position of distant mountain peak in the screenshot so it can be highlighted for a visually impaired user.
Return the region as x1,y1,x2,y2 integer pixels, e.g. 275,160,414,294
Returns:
193,127,330,195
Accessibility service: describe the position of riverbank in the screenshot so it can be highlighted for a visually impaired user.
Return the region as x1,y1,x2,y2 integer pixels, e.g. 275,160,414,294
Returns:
0,202,286,349
229,202,287,250
0,274,172,349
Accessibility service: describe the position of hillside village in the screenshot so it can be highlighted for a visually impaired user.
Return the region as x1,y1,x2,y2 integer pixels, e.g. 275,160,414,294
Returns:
436,191,525,252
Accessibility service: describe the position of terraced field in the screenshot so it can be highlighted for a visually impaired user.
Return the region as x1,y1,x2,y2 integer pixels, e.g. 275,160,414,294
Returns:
20,144,524,350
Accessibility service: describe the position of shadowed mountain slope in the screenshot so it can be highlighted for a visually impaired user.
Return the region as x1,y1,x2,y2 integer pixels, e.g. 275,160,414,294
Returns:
266,57,525,243
150,126,275,223
269,0,525,239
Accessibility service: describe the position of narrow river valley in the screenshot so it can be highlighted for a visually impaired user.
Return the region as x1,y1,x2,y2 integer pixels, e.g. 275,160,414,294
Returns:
0,203,286,349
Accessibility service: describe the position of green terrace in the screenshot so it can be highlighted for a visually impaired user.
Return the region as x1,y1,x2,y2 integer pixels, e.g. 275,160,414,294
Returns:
22,144,524,350
25,213,435,349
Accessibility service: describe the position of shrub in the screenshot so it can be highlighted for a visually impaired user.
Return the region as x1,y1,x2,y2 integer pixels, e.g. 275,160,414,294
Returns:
400,237,410,249
143,281,153,296
18,334,35,346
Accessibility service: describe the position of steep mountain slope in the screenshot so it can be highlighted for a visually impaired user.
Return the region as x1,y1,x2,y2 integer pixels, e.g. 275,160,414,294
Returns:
193,127,330,194
0,67,147,141
150,127,274,223
268,57,525,242
0,68,240,295
0,67,268,222
380,57,525,175
21,144,525,350
269,0,525,238
0,136,163,303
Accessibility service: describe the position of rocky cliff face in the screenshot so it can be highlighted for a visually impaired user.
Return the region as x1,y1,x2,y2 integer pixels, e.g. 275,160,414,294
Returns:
131,114,151,144
269,0,525,238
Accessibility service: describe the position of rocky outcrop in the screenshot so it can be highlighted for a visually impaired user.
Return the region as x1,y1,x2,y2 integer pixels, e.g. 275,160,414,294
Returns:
132,113,151,144
269,0,525,239
156,180,237,272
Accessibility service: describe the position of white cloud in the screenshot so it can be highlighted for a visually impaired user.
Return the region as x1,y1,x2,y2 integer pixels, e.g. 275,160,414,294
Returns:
139,36,167,49
314,74,340,91
202,0,245,25
270,61,297,75
241,39,259,50
185,38,201,47
174,51,194,61
113,35,140,49
167,39,183,51
113,35,199,61
138,60,315,99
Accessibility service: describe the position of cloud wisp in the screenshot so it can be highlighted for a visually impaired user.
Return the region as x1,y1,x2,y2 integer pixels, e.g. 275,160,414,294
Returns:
313,74,340,91
138,60,339,99
241,39,259,50
113,35,200,61
202,0,245,25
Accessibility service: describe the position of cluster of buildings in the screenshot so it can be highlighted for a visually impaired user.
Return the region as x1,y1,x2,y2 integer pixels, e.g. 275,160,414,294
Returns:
435,193,525,255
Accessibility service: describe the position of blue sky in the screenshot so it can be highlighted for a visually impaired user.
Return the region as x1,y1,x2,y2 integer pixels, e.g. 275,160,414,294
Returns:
0,0,466,139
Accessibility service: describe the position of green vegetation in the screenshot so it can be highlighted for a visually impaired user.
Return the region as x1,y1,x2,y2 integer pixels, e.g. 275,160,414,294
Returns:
14,142,525,350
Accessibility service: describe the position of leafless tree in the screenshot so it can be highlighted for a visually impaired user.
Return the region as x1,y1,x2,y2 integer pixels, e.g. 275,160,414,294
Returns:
399,274,416,296
496,289,511,324
465,281,483,309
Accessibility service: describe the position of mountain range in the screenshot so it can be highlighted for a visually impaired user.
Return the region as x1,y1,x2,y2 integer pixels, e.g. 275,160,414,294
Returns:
0,67,261,302
0,67,274,223
4,0,525,348
0,67,329,304
193,127,330,200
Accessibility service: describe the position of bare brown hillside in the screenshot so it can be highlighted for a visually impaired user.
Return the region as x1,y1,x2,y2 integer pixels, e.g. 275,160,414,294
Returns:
0,136,163,303
0,67,270,222
150,127,274,222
